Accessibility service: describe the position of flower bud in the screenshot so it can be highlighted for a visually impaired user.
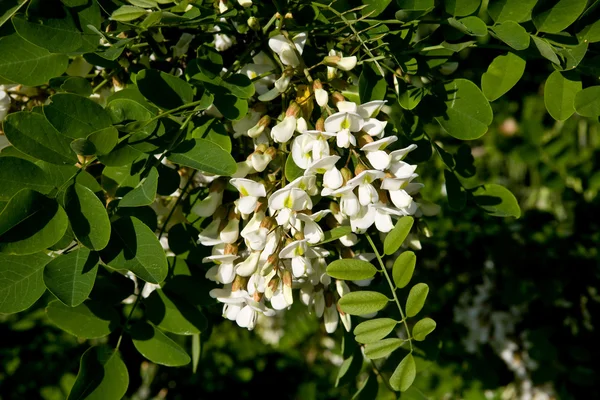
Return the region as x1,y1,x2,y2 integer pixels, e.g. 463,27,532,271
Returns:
282,269,292,288
247,17,260,31
315,117,325,132
354,164,368,176
323,55,357,71
340,167,353,185
238,0,252,8
209,179,226,193
260,216,277,230
341,247,354,259
325,291,334,308
224,243,239,255
294,231,305,241
264,146,277,160
253,291,263,302
285,101,301,118
356,131,373,147
255,143,268,153
331,92,345,106
247,115,271,138
232,275,247,292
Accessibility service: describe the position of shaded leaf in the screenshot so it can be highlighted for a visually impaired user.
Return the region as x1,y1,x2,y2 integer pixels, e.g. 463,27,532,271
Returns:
544,70,581,120
111,5,146,21
2,111,77,165
44,93,113,139
145,289,207,335
0,33,68,86
64,183,111,251
491,21,530,50
0,252,51,314
472,183,521,217
0,157,54,201
12,11,82,53
137,69,194,109
359,63,386,103
46,300,119,339
481,52,526,101
43,248,99,307
129,322,191,366
531,35,560,65
100,216,168,284
532,0,587,33
119,167,158,207
68,346,129,400
318,226,353,245
444,169,466,211
435,79,493,140
445,0,480,17
488,0,536,23
0,189,68,255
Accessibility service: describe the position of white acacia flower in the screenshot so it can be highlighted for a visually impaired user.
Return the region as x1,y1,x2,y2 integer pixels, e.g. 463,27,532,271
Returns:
191,190,223,217
279,239,318,277
249,152,272,172
238,0,252,7
357,100,386,119
204,255,238,284
324,55,357,71
0,91,10,122
350,205,377,232
316,88,328,106
324,303,339,333
305,156,342,192
291,133,316,169
346,170,386,206
271,115,296,143
269,186,312,212
240,52,276,95
296,213,325,244
361,136,398,170
214,33,233,52
236,251,262,276
220,218,240,244
268,32,307,67
198,219,224,246
230,178,266,214
335,186,361,217
233,107,263,138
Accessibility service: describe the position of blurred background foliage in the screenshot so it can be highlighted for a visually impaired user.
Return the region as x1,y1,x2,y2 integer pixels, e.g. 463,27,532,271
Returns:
2,53,600,400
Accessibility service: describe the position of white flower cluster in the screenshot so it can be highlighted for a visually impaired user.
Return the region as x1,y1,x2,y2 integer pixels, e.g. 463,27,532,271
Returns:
192,32,428,332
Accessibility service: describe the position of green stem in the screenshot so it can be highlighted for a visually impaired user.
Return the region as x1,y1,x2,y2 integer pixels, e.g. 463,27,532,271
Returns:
366,233,413,352
116,286,144,350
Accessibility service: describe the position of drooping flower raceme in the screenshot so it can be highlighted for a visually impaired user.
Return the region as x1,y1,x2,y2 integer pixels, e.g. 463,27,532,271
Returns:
191,31,431,334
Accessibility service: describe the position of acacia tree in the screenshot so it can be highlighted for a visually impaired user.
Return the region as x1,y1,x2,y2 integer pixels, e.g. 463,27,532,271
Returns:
1,0,599,397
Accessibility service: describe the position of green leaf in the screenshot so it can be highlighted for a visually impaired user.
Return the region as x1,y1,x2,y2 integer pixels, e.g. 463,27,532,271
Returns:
0,33,68,86
445,0,480,17
544,70,581,121
120,167,158,207
532,0,587,33
444,169,467,211
405,283,429,317
472,183,521,217
531,36,560,65
491,21,530,50
88,127,119,156
129,322,191,366
100,216,168,284
397,81,425,110
168,139,237,176
354,318,398,344
449,16,488,37
61,76,93,96
145,289,207,335
326,259,378,280
111,5,147,21
361,0,392,17
64,183,111,251
137,69,194,109
43,248,99,307
384,216,414,255
1,0,28,29
393,251,416,289
557,41,588,71
338,291,389,315
192,334,201,373
191,72,255,100
318,226,353,245
129,0,158,7
578,19,600,43
359,61,386,103
364,338,405,359
284,153,304,182
0,189,68,255
396,0,434,11
412,317,436,341
574,86,600,118
12,12,82,53
70,138,96,156
107,99,156,135
435,79,493,140
0,252,52,314
352,373,379,400
46,300,119,339
488,0,536,22
390,353,416,392
44,93,113,139
481,53,526,101
0,157,53,201
213,94,247,121
68,346,129,400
